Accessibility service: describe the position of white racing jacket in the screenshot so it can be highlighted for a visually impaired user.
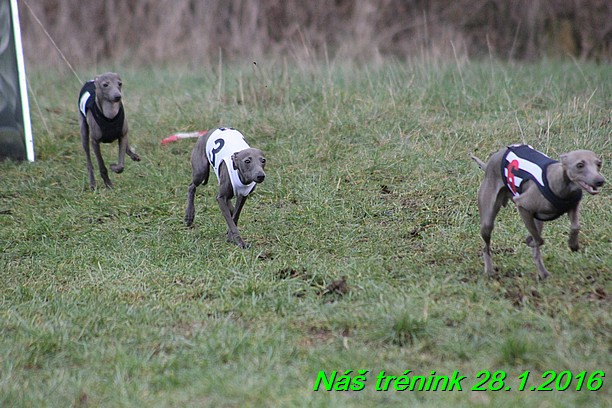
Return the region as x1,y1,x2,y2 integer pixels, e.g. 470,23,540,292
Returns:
205,128,256,197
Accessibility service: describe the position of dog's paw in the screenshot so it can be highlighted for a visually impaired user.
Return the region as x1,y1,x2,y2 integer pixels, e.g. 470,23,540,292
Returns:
227,232,248,248
568,230,580,251
130,154,141,162
537,269,551,280
185,209,195,227
484,268,496,277
237,240,250,249
110,164,124,174
101,177,113,188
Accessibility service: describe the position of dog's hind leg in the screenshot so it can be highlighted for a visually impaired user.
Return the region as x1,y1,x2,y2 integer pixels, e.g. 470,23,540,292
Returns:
185,182,199,227
185,156,210,227
80,120,96,190
478,185,507,276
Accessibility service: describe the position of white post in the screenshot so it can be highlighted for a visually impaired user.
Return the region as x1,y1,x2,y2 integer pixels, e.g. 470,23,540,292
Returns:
10,0,35,161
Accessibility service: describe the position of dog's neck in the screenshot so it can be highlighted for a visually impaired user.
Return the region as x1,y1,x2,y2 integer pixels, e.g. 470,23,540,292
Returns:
95,96,121,119
232,156,250,185
237,171,249,185
547,162,581,198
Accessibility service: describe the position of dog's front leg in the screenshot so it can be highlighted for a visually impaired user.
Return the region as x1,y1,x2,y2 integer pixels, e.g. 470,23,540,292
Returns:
567,205,580,251
530,245,550,280
517,207,550,279
126,145,141,162
232,195,247,225
226,195,248,243
525,219,544,247
217,195,246,248
123,120,139,162
92,140,113,188
111,136,128,174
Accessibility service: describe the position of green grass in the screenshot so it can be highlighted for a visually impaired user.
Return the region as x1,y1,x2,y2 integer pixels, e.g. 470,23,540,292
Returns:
1,58,610,407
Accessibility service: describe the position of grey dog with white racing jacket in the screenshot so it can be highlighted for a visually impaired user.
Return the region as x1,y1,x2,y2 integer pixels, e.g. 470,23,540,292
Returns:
185,127,266,248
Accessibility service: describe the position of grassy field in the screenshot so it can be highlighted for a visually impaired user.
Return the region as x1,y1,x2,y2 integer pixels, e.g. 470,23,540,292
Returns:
1,58,610,407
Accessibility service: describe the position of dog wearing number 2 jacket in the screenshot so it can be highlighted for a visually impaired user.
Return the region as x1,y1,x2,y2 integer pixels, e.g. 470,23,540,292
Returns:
184,127,267,248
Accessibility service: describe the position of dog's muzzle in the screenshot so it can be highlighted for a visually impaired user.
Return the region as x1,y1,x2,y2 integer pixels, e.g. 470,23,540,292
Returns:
577,177,605,195
255,173,266,183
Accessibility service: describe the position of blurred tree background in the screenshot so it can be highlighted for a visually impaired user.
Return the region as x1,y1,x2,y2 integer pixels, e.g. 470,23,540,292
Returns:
18,0,611,66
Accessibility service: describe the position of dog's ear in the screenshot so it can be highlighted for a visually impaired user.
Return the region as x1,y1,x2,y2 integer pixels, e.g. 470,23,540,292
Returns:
560,153,569,168
231,153,239,170
93,76,101,90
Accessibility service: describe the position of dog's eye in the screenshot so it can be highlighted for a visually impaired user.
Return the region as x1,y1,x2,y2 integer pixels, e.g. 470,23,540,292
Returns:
102,83,109,88
261,158,266,164
596,161,602,169
576,162,584,169
244,159,251,164
118,82,122,87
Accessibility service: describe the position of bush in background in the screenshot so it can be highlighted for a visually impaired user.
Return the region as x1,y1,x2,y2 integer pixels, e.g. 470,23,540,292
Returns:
19,0,611,66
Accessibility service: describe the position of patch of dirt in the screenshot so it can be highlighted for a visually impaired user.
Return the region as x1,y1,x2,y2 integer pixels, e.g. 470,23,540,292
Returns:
274,197,298,208
298,326,334,347
320,276,350,303
584,287,608,302
379,184,393,194
276,268,351,301
73,391,89,408
276,267,310,280
503,285,542,309
257,250,274,261
276,267,315,297
408,225,426,238
88,213,118,224
322,276,349,296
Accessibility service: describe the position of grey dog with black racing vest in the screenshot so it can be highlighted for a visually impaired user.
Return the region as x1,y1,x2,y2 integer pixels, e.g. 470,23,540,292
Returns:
471,144,605,279
78,72,140,190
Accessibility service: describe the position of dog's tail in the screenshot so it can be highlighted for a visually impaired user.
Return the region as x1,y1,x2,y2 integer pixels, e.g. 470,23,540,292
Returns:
161,130,208,145
470,153,487,170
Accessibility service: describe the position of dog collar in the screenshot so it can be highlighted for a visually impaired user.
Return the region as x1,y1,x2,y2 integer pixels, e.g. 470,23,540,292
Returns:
225,157,257,197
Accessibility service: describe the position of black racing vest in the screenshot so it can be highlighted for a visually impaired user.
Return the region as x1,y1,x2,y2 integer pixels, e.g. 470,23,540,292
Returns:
78,81,125,143
501,144,581,219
